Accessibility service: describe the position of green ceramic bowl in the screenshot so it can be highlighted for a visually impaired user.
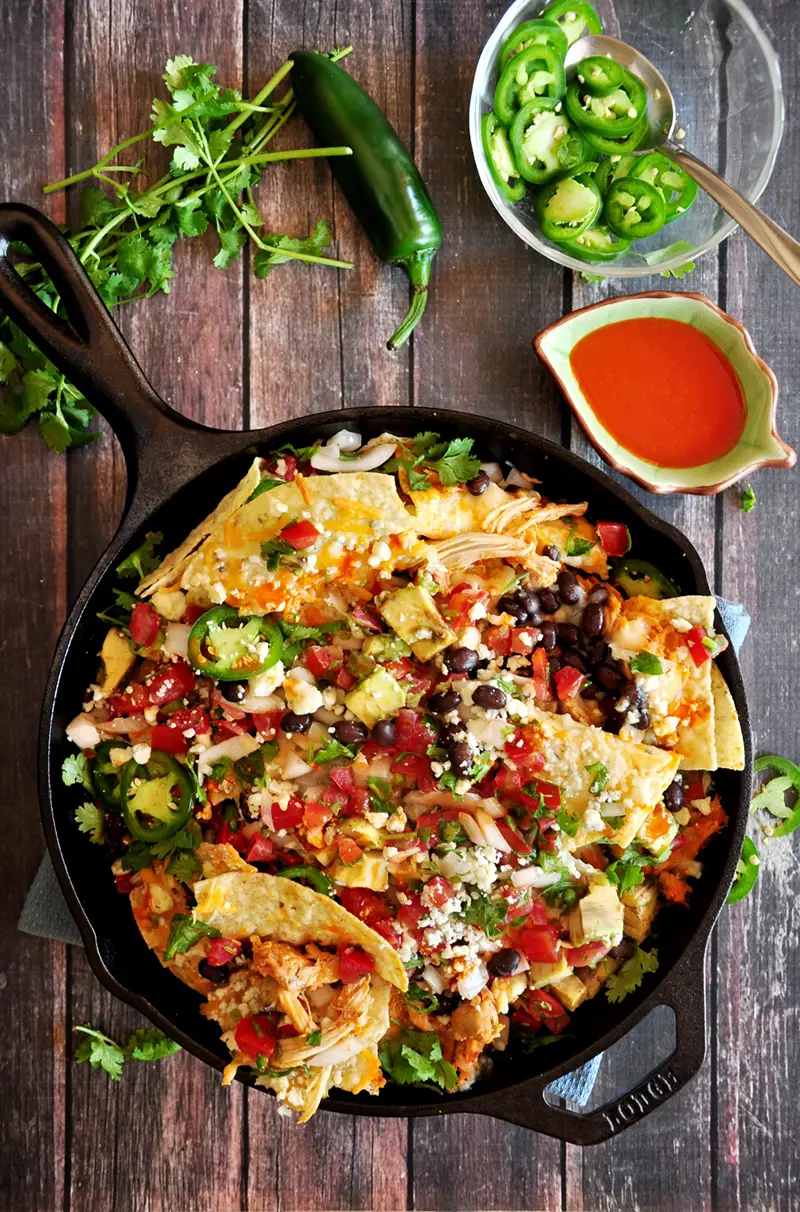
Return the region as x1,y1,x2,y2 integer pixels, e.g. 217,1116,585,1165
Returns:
534,292,795,495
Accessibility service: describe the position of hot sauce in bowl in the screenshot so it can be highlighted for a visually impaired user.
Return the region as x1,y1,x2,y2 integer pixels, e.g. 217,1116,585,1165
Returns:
568,317,746,468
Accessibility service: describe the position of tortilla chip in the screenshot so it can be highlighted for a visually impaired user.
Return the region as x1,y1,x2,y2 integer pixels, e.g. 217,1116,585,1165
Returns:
193,871,408,991
137,458,262,597
536,516,609,577
408,482,508,539
711,665,745,771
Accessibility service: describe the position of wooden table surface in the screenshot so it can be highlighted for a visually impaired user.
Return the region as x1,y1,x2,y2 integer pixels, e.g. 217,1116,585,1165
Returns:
2,1,798,1209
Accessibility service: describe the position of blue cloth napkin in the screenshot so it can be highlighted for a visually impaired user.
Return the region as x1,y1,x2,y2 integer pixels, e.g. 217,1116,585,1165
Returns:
19,596,750,1108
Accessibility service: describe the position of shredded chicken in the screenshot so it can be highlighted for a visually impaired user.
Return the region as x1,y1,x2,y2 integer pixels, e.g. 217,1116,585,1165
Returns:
275,976,373,1067
483,494,588,540
251,938,341,992
432,533,559,585
277,989,316,1034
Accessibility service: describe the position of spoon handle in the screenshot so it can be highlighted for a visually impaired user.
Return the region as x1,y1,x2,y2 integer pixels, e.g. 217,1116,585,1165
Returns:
667,145,800,289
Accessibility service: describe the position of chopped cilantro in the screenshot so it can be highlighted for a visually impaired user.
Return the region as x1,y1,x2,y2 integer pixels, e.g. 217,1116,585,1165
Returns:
279,619,344,645
564,521,595,558
126,1027,182,1062
386,431,481,492
468,750,495,783
437,770,461,795
308,738,357,765
630,651,664,676
379,1026,458,1091
306,1030,323,1047
166,850,202,884
605,845,650,896
164,914,221,960
74,802,105,845
62,753,93,793
740,481,756,514
556,808,580,838
248,477,284,501
116,532,163,580
585,761,609,795
605,946,659,1004
405,983,440,1014
461,894,508,939
74,1022,179,1079
273,440,320,462
518,1031,569,1053
261,530,297,571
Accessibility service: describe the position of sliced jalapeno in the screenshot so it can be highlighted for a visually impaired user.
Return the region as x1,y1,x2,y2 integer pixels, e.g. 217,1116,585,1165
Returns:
539,0,602,46
583,113,649,156
573,55,626,97
593,153,638,195
629,151,699,224
534,171,603,242
187,606,283,682
564,70,647,138
603,176,666,240
277,865,335,897
727,836,760,903
482,111,526,202
91,740,128,810
120,750,194,843
612,558,680,600
498,19,568,72
510,100,584,184
494,43,566,126
558,224,631,261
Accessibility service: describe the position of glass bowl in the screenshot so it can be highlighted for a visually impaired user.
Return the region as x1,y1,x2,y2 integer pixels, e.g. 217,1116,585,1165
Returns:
469,0,784,277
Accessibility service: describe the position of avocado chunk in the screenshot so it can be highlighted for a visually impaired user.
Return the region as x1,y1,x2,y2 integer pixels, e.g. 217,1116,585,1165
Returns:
378,584,455,661
363,633,411,662
98,627,135,695
344,667,406,728
331,852,389,891
570,881,623,945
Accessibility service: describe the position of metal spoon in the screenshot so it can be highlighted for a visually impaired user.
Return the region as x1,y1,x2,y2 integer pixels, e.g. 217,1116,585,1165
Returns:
566,34,800,287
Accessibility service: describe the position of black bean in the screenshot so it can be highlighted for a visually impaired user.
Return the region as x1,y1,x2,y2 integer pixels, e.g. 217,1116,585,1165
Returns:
449,742,473,777
582,602,605,638
497,595,528,624
539,588,559,614
281,711,312,734
549,656,561,677
636,708,651,731
558,569,580,605
587,585,609,606
557,622,580,648
467,470,490,496
221,681,248,703
472,684,507,710
616,682,636,711
597,663,622,691
543,544,560,562
664,776,684,812
333,719,369,746
563,652,586,672
487,948,521,978
603,711,624,735
444,646,478,675
429,690,461,715
436,992,462,1015
587,638,609,667
540,620,557,652
439,718,467,746
582,684,600,700
476,657,491,671
103,812,126,847
199,959,229,985
372,719,397,748
516,589,542,624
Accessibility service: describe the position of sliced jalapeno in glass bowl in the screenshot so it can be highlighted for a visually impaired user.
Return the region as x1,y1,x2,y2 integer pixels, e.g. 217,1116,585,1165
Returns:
557,224,631,262
494,42,566,125
573,55,626,98
534,171,603,242
564,70,647,139
510,99,584,184
187,606,283,682
498,18,568,72
482,111,526,201
120,750,194,843
582,114,649,158
604,176,666,240
629,151,699,224
539,0,602,46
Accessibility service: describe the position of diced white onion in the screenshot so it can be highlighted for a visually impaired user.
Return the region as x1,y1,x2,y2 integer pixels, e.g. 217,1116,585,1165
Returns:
503,467,529,489
239,692,283,714
308,1034,365,1067
325,428,362,454
259,796,274,830
199,733,260,771
511,867,564,889
423,964,446,995
66,713,101,750
481,461,503,483
282,752,312,779
477,796,504,819
436,850,466,880
96,714,148,736
163,622,190,659
457,962,490,1000
475,809,512,853
459,812,486,846
310,442,395,473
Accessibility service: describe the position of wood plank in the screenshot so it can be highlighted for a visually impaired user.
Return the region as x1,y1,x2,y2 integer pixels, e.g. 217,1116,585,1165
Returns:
715,4,800,1207
0,2,68,1210
64,4,246,1210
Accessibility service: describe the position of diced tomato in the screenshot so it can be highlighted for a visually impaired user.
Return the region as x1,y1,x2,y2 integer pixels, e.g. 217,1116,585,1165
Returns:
414,808,461,848
576,843,608,870
268,453,297,480
182,602,207,626
234,1014,277,1061
371,918,403,949
554,666,585,701
339,887,392,925
245,834,276,864
392,753,436,793
448,585,489,630
252,710,282,739
216,820,248,853
150,724,189,755
686,625,711,667
349,787,370,815
302,802,332,832
280,520,319,549
169,706,210,736
108,683,151,716
485,625,512,656
520,923,560,964
565,941,610,967
339,945,376,983
206,937,243,967
531,648,550,701
148,660,196,706
684,778,706,804
511,627,541,656
386,660,436,700
394,708,436,756
271,798,305,830
351,604,385,633
494,767,522,800
322,785,348,809
596,521,631,558
520,897,550,927
336,836,364,864
114,872,135,895
527,779,562,813
397,892,426,932
504,727,546,773
424,875,456,908
215,718,251,740
329,766,355,796
335,668,356,690
495,819,532,855
305,645,343,678
523,988,570,1033
130,601,159,648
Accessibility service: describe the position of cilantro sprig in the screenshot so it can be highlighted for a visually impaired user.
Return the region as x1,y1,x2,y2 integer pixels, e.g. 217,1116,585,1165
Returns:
605,946,659,1004
379,1026,458,1091
385,431,481,491
74,1023,180,1080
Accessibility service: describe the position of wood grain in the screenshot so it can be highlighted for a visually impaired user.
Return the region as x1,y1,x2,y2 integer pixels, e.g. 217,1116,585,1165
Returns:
0,3,68,1211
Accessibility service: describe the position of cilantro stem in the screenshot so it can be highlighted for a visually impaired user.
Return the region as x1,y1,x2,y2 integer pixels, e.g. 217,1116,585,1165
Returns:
44,131,152,193
226,59,296,137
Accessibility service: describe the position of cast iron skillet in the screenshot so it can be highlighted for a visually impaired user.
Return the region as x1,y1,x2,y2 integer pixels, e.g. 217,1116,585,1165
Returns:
0,203,751,1145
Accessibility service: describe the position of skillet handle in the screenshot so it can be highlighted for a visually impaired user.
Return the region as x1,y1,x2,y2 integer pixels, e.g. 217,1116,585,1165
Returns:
472,957,707,1145
0,202,197,465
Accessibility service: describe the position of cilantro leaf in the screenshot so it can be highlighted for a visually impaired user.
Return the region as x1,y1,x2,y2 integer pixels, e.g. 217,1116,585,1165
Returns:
273,440,321,462
427,437,481,486
306,1030,323,1047
585,761,609,795
74,1025,126,1079
148,824,201,860
405,983,440,1014
556,808,580,838
166,850,202,884
164,914,221,960
518,1031,569,1053
605,844,650,896
308,738,357,765
379,1027,458,1091
278,619,344,644
62,753,93,793
630,651,664,676
564,521,596,558
116,532,163,580
260,532,296,571
740,482,756,514
253,220,333,278
248,477,284,502
605,947,659,1004
74,802,105,845
461,894,508,939
125,1027,181,1061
